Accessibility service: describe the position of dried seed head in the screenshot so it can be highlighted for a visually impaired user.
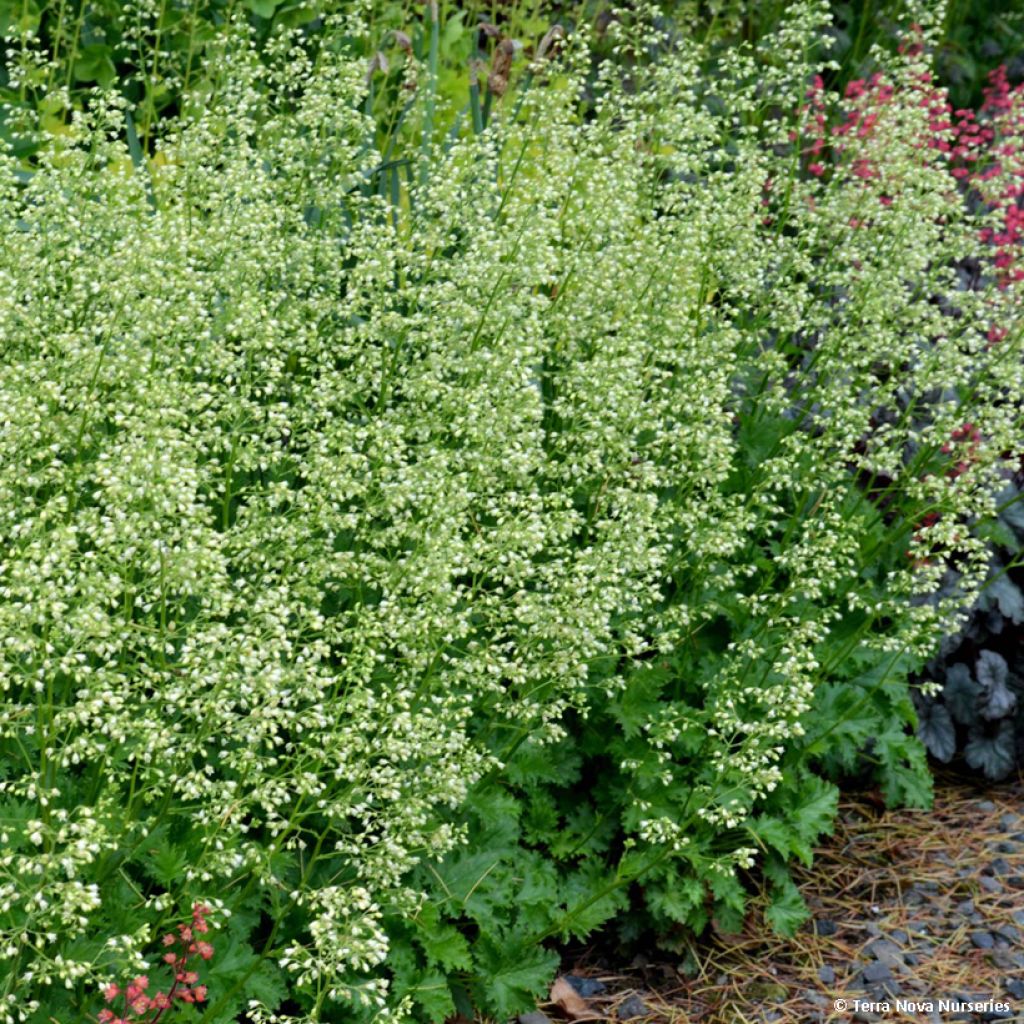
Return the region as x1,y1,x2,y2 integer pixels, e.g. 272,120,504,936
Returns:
487,38,517,97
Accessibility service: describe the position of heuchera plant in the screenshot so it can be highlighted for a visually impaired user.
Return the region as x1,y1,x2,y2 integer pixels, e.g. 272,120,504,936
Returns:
0,3,1020,1022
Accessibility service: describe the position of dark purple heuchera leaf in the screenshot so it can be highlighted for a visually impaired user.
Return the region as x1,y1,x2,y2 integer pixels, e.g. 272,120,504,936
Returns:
943,663,978,725
985,574,1024,624
996,483,1024,536
965,720,1017,781
976,650,1017,721
917,701,956,763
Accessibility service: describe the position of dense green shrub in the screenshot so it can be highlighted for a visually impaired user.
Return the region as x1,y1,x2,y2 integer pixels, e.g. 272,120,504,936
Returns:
0,2,1021,1022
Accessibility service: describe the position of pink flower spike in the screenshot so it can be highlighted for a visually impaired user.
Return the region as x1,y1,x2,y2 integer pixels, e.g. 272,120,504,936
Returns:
102,984,120,1003
197,942,214,960
808,162,825,177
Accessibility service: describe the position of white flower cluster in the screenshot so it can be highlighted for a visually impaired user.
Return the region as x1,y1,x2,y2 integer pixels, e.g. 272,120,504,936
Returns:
0,0,1019,1016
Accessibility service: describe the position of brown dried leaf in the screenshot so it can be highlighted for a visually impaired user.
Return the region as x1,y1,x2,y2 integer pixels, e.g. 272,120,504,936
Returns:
487,38,516,98
549,976,595,1021
534,25,566,64
365,50,389,85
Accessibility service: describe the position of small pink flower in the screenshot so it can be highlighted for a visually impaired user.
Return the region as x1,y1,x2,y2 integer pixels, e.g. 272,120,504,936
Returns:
197,942,215,960
103,984,120,1003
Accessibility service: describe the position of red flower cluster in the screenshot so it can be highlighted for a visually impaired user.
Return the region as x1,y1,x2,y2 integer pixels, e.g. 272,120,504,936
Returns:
97,904,214,1024
798,69,898,192
795,32,1022,361
798,31,1024,276
925,64,1024,291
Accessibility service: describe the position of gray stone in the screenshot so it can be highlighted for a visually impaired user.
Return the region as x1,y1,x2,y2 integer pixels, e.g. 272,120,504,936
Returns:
992,948,1024,971
978,800,997,812
817,965,836,985
813,918,838,936
890,928,908,944
1005,978,1024,1000
999,813,1019,830
866,939,905,970
617,994,648,1020
565,975,606,997
868,981,902,999
955,899,975,916
518,1013,552,1024
862,961,893,983
971,931,995,949
988,857,1012,876
980,875,1004,894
